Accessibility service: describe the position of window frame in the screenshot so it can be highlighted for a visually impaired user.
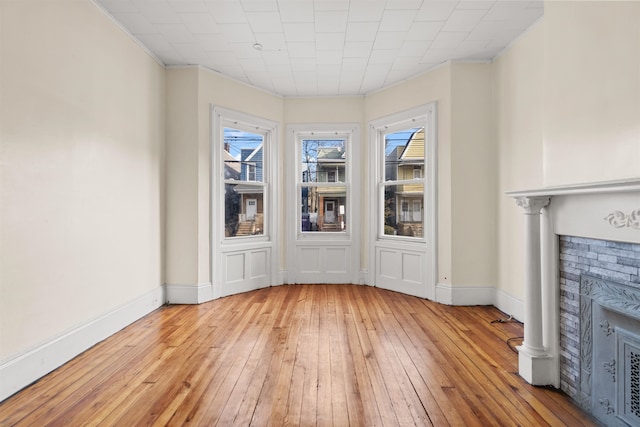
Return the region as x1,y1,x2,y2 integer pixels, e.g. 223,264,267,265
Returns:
370,104,437,243
289,124,358,241
213,107,277,244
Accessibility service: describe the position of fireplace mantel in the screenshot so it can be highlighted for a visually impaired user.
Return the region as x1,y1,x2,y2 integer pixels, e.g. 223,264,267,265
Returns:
506,178,640,386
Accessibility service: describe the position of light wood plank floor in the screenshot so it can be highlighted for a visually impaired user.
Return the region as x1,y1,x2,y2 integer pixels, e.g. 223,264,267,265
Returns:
1,284,598,426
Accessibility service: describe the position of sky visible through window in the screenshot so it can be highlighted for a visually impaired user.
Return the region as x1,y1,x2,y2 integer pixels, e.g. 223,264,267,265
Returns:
224,127,262,159
385,127,422,156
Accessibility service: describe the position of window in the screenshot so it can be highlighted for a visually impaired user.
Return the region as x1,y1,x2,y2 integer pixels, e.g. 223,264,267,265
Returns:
298,135,348,233
413,166,422,179
381,126,425,238
222,126,266,238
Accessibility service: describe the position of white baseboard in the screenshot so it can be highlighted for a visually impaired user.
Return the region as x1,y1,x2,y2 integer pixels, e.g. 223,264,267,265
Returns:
435,283,496,306
434,283,523,321
494,289,524,321
359,269,369,285
165,282,213,304
0,286,165,402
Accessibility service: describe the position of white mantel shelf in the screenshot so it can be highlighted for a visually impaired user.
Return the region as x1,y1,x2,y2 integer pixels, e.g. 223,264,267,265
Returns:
507,178,640,387
506,178,640,198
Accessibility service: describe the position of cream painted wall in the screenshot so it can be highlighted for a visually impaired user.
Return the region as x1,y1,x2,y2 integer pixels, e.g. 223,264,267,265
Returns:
165,67,283,289
0,0,165,360
365,64,453,285
494,23,545,301
543,1,640,186
365,62,498,291
450,62,496,287
198,69,283,281
165,68,199,286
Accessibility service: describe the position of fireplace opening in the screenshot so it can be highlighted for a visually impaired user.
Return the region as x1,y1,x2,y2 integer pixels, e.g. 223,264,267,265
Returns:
559,235,640,425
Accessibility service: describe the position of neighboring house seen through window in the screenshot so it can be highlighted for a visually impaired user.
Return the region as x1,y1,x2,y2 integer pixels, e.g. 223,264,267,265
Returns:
382,127,425,238
223,127,265,238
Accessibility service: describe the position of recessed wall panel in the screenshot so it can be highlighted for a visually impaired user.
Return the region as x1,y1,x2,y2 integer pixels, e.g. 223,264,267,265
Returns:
326,248,347,273
249,250,268,279
402,252,422,284
379,249,398,280
299,248,321,273
226,253,245,283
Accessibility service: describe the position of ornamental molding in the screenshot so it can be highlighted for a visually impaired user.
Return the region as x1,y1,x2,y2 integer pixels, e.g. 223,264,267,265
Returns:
514,196,550,214
604,209,640,230
581,275,640,321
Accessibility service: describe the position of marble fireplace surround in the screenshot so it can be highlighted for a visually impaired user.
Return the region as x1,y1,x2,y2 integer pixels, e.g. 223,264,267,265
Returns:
506,178,640,387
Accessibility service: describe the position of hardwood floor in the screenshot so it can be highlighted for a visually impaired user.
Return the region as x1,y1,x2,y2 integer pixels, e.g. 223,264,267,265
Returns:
0,284,598,426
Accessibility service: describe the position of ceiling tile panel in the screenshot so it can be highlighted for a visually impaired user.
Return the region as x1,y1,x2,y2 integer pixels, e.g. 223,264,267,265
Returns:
385,0,423,10
229,42,262,58
246,11,283,33
316,33,345,51
168,1,209,13
241,0,278,12
290,57,316,71
373,32,405,50
314,0,349,12
205,1,247,23
315,11,347,33
131,0,181,23
254,32,287,50
157,23,198,43
195,34,229,50
441,10,487,32
317,64,342,77
343,41,373,58
347,1,385,22
261,49,291,64
180,12,220,34
173,42,209,61
398,40,429,57
204,51,239,65
112,13,157,34
287,42,317,58
345,22,379,42
405,21,443,41
414,2,456,22
420,48,455,64
368,49,397,65
316,50,343,64
341,57,368,74
378,10,418,32
283,23,316,42
457,1,496,10
430,31,468,50
278,1,314,23
216,23,255,42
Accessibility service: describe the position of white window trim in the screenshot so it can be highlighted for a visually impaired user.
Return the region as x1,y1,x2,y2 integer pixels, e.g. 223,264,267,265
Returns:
288,124,359,241
211,106,280,297
368,103,438,299
214,110,274,243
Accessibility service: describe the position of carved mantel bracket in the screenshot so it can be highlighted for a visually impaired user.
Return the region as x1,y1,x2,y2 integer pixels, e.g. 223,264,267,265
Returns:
515,196,550,215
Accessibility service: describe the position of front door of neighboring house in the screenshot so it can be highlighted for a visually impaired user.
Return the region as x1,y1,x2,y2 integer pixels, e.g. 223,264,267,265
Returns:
412,200,421,222
325,200,335,223
246,198,257,220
